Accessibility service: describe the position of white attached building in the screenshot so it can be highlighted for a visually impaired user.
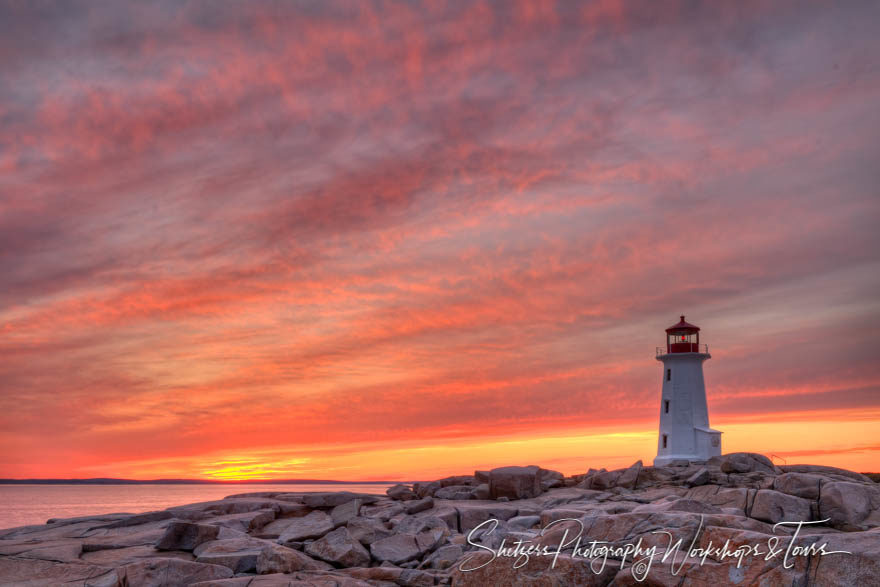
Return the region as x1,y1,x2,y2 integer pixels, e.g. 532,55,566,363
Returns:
654,316,722,466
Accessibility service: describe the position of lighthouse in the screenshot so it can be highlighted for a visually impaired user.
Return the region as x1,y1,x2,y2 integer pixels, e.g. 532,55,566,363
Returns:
654,316,722,466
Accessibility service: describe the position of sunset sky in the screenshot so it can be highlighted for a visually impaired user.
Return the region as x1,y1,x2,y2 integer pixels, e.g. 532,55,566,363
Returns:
1,1,878,481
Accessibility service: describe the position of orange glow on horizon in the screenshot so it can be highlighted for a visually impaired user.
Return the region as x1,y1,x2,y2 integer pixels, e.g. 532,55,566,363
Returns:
54,409,880,482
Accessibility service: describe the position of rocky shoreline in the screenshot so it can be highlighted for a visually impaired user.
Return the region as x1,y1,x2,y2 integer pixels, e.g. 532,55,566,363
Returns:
1,453,878,586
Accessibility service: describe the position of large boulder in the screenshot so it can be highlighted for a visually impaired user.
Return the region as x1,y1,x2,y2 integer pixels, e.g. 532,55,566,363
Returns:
256,517,315,539
428,507,459,533
386,484,418,501
773,472,825,500
404,497,434,515
370,517,448,565
304,527,371,568
330,498,363,527
193,537,269,573
819,481,880,530
394,516,449,553
719,452,779,474
276,511,334,544
255,543,332,574
616,460,643,489
346,516,394,545
806,530,880,584
586,469,623,490
488,466,543,500
749,489,812,524
156,522,220,551
370,533,422,565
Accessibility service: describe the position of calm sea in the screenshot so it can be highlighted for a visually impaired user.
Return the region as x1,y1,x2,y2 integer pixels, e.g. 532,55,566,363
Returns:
0,484,393,530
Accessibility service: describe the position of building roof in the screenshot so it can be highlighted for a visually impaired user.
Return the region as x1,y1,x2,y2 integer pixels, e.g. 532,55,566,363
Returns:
666,315,700,332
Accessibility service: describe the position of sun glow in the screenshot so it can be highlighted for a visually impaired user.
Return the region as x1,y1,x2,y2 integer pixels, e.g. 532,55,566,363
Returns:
199,457,311,481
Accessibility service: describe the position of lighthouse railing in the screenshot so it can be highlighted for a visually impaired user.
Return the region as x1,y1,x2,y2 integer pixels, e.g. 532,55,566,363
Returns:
656,344,709,357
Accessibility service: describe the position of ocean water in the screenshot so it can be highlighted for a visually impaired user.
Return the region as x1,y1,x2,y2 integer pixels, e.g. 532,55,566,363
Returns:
0,483,393,530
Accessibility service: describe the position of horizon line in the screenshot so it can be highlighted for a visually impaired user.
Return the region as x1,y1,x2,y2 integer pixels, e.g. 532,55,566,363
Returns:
0,478,410,485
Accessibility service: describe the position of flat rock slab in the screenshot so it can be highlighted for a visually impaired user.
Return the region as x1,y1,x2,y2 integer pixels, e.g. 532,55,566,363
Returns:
83,524,171,552
89,511,174,530
370,533,422,564
719,452,779,474
276,510,334,543
300,492,380,508
0,538,84,562
204,509,276,533
255,517,311,539
121,558,233,586
195,550,259,574
0,521,102,542
193,536,271,557
345,516,394,545
0,557,119,586
81,544,195,567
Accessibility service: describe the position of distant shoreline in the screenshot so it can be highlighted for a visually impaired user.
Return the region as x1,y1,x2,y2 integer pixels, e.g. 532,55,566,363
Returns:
0,479,407,485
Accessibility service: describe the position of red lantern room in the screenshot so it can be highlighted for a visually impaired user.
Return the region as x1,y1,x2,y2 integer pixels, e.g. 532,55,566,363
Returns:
666,315,700,353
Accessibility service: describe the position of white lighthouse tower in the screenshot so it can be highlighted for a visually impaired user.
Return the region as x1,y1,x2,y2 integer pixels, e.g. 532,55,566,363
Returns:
654,315,722,466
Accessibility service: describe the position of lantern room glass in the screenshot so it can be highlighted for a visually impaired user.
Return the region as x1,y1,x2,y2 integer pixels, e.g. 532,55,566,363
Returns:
667,331,699,353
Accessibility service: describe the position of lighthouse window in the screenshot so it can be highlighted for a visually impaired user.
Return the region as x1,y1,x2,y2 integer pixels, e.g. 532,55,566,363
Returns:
664,400,670,413
666,368,671,381
662,434,668,449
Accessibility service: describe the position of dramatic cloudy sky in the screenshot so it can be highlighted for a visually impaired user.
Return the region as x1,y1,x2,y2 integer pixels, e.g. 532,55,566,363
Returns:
1,1,878,480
